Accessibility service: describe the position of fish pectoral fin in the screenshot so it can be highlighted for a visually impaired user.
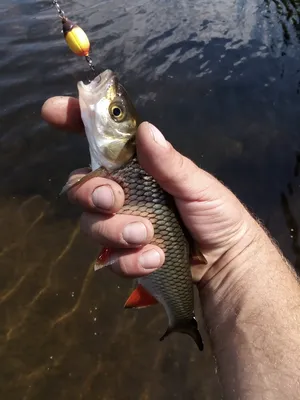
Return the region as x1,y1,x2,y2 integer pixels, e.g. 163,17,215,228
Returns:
185,230,207,265
124,284,158,309
160,317,204,351
60,167,108,196
94,247,119,271
191,245,207,265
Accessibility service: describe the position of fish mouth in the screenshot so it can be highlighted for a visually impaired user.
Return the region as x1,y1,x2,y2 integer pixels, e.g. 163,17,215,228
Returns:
77,69,116,96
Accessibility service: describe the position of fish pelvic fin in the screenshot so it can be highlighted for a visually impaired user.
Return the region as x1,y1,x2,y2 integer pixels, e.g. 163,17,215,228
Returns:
124,284,158,309
160,317,204,351
94,247,119,271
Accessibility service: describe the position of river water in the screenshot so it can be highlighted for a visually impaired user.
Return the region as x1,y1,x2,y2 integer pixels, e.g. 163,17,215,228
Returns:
1,0,300,398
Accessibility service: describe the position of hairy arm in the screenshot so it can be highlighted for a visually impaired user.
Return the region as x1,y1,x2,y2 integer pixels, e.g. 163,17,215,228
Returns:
200,222,300,399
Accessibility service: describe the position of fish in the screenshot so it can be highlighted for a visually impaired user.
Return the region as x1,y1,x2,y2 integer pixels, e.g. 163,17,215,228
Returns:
63,69,205,351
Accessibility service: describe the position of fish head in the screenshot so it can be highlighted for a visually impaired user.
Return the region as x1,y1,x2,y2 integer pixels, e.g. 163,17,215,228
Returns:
77,69,138,171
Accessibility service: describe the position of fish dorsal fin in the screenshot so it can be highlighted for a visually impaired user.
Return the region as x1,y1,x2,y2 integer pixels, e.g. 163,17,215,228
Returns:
124,284,158,309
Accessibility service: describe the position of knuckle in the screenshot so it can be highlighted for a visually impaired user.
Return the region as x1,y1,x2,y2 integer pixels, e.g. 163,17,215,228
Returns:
114,249,140,277
79,212,92,236
118,258,130,276
174,153,189,181
92,214,113,241
176,152,185,171
80,212,104,239
92,215,125,245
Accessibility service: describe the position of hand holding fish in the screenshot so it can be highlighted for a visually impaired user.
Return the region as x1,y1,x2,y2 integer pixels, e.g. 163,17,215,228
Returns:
42,94,300,399
42,96,257,285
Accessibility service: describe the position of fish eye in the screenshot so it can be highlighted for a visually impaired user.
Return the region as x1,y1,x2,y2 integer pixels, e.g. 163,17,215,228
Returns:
109,103,126,122
112,107,121,117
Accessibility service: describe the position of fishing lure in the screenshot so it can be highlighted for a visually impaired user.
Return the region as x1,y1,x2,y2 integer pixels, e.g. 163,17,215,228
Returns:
52,0,95,73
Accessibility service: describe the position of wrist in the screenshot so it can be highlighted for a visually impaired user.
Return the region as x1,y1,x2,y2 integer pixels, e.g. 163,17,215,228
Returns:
197,214,296,318
198,214,265,295
198,213,299,338
197,216,300,399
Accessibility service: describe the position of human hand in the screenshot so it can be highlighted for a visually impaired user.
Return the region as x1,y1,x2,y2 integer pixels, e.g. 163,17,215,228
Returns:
42,97,300,400
42,96,261,288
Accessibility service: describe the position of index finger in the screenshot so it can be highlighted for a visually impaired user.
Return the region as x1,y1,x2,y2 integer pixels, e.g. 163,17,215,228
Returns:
41,96,84,133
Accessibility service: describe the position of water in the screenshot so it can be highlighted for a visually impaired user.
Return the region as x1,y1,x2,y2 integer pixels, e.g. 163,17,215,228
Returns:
1,0,300,398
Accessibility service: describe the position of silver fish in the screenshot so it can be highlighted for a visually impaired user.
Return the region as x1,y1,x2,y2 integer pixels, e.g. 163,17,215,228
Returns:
63,69,205,351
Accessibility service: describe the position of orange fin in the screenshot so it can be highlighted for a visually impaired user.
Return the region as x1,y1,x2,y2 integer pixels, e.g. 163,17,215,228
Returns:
124,284,158,309
94,247,118,271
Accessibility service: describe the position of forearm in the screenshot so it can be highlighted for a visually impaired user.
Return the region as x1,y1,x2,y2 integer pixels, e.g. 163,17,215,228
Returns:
200,221,300,399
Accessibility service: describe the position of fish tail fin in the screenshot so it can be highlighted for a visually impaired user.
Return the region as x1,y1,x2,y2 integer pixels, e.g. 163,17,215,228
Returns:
160,317,204,351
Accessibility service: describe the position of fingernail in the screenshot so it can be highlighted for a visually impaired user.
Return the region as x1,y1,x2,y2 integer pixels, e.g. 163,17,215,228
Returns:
139,249,161,270
123,222,147,244
92,185,114,210
148,123,168,148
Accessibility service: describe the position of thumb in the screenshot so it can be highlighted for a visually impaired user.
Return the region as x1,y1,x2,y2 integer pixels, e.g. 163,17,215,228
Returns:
136,122,224,203
136,123,256,268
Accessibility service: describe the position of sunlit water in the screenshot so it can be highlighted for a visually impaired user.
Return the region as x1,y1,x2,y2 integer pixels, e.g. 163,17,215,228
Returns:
1,0,300,398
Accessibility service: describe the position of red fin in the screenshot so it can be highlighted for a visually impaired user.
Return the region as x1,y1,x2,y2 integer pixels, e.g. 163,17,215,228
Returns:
94,247,118,271
124,284,158,309
97,247,111,265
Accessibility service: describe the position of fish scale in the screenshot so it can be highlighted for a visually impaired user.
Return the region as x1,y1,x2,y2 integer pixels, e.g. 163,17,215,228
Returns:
106,157,203,349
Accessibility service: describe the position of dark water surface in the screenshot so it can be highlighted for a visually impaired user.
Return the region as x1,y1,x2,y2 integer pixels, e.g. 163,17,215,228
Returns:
1,0,300,398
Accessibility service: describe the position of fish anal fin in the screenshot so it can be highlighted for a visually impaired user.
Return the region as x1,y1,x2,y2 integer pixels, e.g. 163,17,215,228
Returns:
124,284,158,309
60,167,108,196
160,317,204,351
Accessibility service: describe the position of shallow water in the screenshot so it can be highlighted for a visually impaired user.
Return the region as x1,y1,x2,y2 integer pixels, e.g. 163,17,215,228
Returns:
1,0,300,398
